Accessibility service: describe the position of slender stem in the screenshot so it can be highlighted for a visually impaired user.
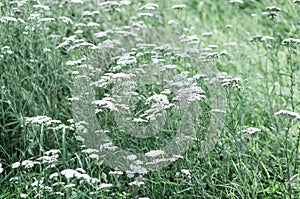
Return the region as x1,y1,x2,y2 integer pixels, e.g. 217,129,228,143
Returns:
293,127,300,174
287,47,295,111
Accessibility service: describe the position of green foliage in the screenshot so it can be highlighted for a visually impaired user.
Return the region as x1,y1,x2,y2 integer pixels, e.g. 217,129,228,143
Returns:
0,0,299,198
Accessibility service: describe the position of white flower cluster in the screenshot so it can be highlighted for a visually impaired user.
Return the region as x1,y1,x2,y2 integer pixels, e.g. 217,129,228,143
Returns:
282,38,300,45
81,148,101,159
92,97,126,113
37,149,61,164
139,94,175,121
11,149,61,170
139,3,159,11
173,86,205,103
25,116,74,131
262,6,281,19
98,1,121,12
129,175,145,186
59,16,73,24
60,168,99,183
229,0,244,3
218,74,241,90
250,35,275,42
90,72,135,88
179,34,199,44
25,116,55,125
0,16,20,23
116,53,137,67
242,127,261,135
0,163,3,174
171,4,186,10
1,46,13,55
274,110,300,120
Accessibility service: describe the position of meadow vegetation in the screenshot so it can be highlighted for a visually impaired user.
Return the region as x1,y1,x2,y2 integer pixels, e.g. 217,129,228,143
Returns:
0,0,299,198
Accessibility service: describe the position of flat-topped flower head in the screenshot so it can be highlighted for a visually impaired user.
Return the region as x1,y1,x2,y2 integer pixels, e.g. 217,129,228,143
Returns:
171,4,186,10
274,110,300,120
282,38,300,45
229,0,244,4
242,127,261,135
0,163,3,174
145,150,165,157
139,3,159,11
266,6,281,12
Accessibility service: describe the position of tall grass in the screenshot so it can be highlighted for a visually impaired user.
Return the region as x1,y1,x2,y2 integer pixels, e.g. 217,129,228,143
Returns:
0,0,299,198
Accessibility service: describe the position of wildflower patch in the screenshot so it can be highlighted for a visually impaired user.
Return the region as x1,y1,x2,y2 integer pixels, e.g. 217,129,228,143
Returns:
72,27,226,173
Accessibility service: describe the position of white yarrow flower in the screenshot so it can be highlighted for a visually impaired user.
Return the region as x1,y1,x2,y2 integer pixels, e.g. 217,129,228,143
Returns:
81,148,99,154
109,170,124,175
97,183,113,190
11,162,21,169
242,127,261,135
21,160,40,169
20,193,28,198
127,154,137,160
120,0,131,6
138,13,154,17
139,3,159,10
262,36,275,41
282,38,300,45
274,110,300,119
94,31,108,38
145,150,165,157
44,149,61,156
181,169,191,176
0,16,18,23
59,16,73,24
33,4,50,10
0,163,3,174
117,54,137,66
61,169,79,179
266,6,281,12
65,183,76,188
89,154,99,160
50,172,59,179
69,0,85,3
132,118,148,123
66,60,82,66
25,116,52,125
129,180,145,186
171,4,186,10
39,18,55,22
87,22,100,27
229,0,244,3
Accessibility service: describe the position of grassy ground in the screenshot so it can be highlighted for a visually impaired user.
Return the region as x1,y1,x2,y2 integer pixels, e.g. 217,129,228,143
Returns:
0,0,299,198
